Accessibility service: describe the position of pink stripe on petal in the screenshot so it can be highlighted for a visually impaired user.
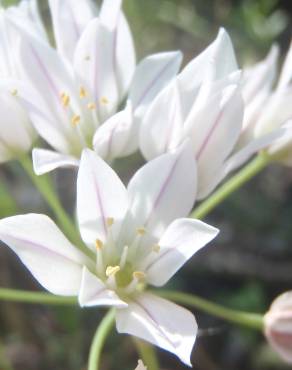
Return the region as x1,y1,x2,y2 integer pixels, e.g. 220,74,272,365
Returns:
135,59,178,109
195,106,225,161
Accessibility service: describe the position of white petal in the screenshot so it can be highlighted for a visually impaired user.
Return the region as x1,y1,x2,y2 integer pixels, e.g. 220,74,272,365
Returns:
144,218,219,286
140,79,183,160
78,266,127,308
77,149,128,248
74,18,119,122
48,0,96,61
0,214,88,295
114,13,136,98
188,85,243,199
116,293,197,366
268,122,292,166
178,28,238,117
0,79,74,155
32,148,79,175
278,41,292,89
17,33,83,154
93,102,135,160
129,51,182,117
242,45,279,104
0,90,35,157
128,141,197,237
100,0,136,97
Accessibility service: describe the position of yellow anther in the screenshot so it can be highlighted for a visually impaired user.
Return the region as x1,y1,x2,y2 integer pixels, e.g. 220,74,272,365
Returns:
152,244,160,253
95,239,103,250
133,271,146,280
60,92,70,107
10,89,18,96
71,114,81,126
106,265,120,277
85,55,90,61
137,227,146,235
87,102,96,110
100,96,109,105
79,86,87,98
106,217,114,227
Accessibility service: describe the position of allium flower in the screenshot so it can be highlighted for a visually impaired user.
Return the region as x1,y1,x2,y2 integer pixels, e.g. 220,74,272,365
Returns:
0,0,41,163
239,42,292,165
140,29,288,200
264,291,292,363
3,0,182,174
0,143,218,365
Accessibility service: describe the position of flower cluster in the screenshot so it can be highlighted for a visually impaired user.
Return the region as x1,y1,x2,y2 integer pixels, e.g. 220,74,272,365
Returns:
0,0,291,367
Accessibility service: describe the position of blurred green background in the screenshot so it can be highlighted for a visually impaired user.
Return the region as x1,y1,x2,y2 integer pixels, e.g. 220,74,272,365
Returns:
0,0,292,369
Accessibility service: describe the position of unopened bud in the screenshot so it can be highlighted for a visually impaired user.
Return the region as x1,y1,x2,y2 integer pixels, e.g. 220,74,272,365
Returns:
264,291,292,363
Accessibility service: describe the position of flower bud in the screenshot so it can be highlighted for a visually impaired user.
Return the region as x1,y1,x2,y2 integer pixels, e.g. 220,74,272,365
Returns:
264,291,292,363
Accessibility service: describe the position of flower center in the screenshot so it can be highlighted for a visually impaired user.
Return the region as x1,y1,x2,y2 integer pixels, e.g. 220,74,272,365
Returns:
94,218,154,295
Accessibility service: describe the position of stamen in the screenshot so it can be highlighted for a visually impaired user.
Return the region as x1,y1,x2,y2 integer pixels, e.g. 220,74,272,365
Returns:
100,96,109,105
79,87,87,98
71,114,81,126
95,239,103,250
85,55,90,61
152,244,160,253
87,102,96,110
10,89,18,96
133,271,146,281
60,92,70,107
137,227,146,236
106,265,120,277
106,217,114,227
119,246,129,269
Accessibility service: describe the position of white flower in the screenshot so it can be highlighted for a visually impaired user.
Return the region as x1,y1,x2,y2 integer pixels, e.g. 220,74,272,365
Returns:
239,42,292,165
2,0,182,174
0,0,40,163
140,29,287,199
0,143,218,365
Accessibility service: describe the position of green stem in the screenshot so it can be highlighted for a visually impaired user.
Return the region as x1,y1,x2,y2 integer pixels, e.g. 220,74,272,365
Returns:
133,339,159,370
191,154,270,219
18,154,90,257
88,309,115,370
158,290,263,330
0,288,77,306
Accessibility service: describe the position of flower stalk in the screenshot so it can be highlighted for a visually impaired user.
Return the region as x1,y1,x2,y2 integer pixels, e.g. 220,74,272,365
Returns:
88,309,115,370
133,339,159,370
158,290,264,330
191,153,271,219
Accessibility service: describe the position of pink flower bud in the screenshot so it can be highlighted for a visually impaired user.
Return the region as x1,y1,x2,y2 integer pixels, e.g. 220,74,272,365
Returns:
264,291,292,363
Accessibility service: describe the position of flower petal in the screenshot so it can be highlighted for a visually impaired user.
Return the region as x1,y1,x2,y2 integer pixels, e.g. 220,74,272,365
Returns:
143,218,218,286
187,84,243,199
128,141,197,237
0,90,35,160
129,51,182,118
140,79,183,160
77,149,128,248
48,0,96,61
242,45,279,104
93,102,136,160
32,148,79,175
278,41,292,89
0,214,88,295
78,266,127,308
116,293,197,366
178,28,238,116
74,18,119,122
